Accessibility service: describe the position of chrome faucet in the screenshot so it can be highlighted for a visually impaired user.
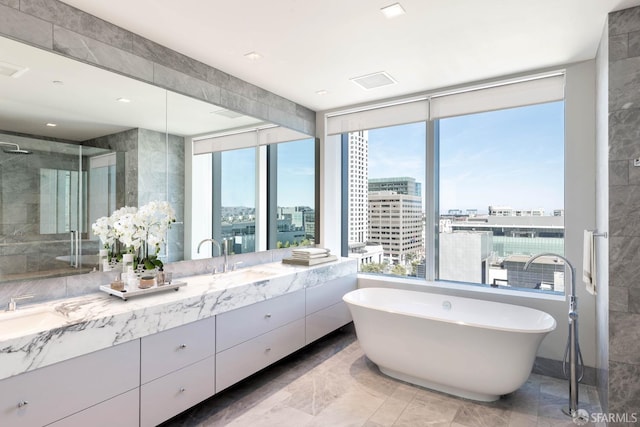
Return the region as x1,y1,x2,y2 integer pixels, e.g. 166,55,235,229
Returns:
523,252,576,297
196,238,228,274
524,252,583,419
7,294,34,311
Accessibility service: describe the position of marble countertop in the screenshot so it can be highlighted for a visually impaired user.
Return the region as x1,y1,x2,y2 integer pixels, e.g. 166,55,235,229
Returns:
0,258,357,381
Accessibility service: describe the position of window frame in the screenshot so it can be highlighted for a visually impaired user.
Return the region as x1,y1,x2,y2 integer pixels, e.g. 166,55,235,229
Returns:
335,71,568,293
189,131,318,258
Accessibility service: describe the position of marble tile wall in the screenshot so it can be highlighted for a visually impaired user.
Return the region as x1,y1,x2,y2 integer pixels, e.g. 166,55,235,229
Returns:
86,128,186,262
0,0,315,136
608,5,640,421
137,129,186,262
85,128,139,206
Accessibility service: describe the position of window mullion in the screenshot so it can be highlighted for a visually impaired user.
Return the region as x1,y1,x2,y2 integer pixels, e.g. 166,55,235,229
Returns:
426,119,438,281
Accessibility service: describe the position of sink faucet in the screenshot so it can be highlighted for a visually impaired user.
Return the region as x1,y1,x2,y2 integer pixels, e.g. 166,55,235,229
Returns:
7,294,34,311
196,238,228,274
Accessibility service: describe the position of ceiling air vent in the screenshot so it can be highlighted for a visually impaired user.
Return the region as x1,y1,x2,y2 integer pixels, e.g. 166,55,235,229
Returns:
350,71,397,90
0,61,29,78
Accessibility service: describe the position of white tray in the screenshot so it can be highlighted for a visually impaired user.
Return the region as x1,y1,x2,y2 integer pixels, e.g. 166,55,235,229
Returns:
99,281,186,301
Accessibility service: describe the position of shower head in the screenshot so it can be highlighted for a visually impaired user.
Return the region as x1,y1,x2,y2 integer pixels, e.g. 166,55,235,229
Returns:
0,142,31,154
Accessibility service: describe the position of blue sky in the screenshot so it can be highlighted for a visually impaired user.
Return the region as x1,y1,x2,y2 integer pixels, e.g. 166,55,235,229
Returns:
220,101,564,214
221,148,255,207
368,101,564,214
221,138,315,208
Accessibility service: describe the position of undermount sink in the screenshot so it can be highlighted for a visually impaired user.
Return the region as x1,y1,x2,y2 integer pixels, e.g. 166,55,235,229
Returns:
0,306,66,339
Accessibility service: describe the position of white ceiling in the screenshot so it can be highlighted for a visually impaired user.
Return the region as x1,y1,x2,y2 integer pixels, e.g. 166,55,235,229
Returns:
0,36,266,141
59,0,640,112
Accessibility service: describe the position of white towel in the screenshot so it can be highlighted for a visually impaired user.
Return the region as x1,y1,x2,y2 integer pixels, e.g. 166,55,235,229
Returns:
583,230,596,295
291,248,330,256
291,253,330,260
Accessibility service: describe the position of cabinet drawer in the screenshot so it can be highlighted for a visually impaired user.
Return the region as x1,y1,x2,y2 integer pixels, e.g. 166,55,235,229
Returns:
141,316,216,384
216,290,305,352
0,340,139,427
140,356,215,427
216,318,305,392
306,301,352,344
47,388,139,427
306,275,357,315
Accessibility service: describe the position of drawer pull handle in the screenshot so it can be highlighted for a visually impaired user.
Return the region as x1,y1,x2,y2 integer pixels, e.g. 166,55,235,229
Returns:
17,400,28,408
179,387,186,393
265,347,271,352
178,344,187,349
265,313,272,318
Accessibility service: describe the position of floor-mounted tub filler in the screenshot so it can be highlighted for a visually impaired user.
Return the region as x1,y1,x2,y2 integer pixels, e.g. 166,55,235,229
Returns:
343,287,556,402
524,252,585,420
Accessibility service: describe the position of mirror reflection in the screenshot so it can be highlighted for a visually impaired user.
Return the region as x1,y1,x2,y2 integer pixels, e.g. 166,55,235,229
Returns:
0,34,287,283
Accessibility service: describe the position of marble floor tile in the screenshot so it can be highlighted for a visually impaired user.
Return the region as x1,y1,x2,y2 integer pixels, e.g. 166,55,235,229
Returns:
507,411,538,427
303,387,386,427
452,401,511,427
160,324,603,427
222,390,314,427
365,383,418,426
393,390,463,426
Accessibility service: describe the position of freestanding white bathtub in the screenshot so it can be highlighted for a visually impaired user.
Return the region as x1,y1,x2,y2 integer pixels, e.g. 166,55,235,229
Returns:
343,287,557,402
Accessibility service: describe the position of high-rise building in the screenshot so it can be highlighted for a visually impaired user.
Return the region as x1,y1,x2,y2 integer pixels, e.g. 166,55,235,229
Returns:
347,131,368,245
368,177,421,197
368,190,424,264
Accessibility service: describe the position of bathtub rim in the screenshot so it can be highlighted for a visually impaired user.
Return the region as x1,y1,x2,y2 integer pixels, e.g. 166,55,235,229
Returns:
358,273,566,302
343,287,557,334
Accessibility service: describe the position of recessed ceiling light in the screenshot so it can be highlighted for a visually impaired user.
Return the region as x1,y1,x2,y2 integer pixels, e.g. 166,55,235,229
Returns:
244,51,262,61
46,123,57,127
316,89,329,96
350,71,397,90
381,3,406,19
117,97,131,103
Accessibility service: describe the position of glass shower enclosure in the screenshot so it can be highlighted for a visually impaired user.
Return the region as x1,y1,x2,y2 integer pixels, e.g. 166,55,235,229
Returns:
0,135,116,282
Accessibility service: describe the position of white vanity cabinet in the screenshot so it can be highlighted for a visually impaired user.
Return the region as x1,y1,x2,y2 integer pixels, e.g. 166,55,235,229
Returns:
140,316,216,384
0,339,139,427
139,316,216,427
140,356,214,427
215,290,306,391
0,260,358,427
305,275,357,344
47,389,139,427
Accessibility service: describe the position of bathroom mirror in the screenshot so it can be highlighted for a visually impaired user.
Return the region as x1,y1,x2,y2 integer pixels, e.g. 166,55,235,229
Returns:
0,34,295,284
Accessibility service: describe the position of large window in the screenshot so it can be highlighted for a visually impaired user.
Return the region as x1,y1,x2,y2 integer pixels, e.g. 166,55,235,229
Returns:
218,147,256,254
437,101,565,292
191,132,315,258
273,138,316,248
338,73,566,294
344,123,426,277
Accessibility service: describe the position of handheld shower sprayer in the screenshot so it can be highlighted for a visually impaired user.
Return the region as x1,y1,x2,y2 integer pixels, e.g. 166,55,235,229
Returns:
524,253,584,420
